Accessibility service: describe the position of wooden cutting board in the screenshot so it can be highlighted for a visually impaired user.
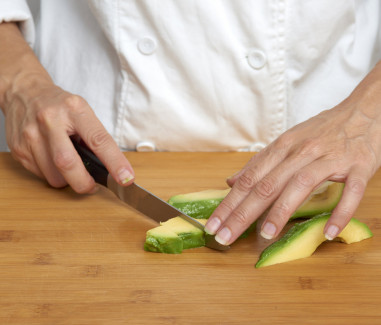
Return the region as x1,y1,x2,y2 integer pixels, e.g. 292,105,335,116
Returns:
0,152,380,324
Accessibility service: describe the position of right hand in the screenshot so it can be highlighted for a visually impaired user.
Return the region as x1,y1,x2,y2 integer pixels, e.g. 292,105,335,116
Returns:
0,22,134,193
4,79,134,193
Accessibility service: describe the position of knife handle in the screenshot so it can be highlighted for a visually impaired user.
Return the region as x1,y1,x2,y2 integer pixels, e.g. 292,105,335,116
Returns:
71,137,109,187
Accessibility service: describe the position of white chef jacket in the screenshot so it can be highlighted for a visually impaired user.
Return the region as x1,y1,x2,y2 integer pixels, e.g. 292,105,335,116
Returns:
1,0,380,152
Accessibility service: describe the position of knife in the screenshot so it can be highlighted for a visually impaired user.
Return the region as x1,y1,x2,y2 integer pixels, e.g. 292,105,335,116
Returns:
71,138,230,251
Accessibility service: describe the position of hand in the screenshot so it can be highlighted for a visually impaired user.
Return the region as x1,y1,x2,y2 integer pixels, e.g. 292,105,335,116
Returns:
205,60,381,245
4,81,134,193
0,23,134,193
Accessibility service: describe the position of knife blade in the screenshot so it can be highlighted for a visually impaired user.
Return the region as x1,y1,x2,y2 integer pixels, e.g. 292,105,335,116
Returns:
71,138,230,251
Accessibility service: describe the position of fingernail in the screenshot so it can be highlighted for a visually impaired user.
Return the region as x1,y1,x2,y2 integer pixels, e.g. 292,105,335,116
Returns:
205,217,221,235
215,227,232,246
118,168,134,184
260,222,277,240
325,225,339,241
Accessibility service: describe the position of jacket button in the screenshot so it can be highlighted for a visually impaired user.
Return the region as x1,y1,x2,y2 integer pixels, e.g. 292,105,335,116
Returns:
137,37,157,55
247,49,267,69
136,141,156,152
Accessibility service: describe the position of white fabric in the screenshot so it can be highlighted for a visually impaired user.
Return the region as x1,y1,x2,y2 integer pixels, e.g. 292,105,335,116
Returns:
0,0,34,45
2,0,381,151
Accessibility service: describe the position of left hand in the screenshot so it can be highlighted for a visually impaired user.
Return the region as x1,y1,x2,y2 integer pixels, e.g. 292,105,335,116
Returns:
205,60,381,245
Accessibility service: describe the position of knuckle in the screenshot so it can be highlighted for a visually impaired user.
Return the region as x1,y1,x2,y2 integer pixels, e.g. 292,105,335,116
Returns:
271,201,292,220
217,199,236,215
333,206,354,220
297,138,322,158
293,170,315,191
273,133,290,150
268,203,293,226
88,129,111,149
21,126,39,143
254,177,277,200
273,132,294,152
65,95,89,117
35,106,56,126
64,94,87,110
345,178,366,196
231,207,251,226
236,169,258,192
53,150,77,171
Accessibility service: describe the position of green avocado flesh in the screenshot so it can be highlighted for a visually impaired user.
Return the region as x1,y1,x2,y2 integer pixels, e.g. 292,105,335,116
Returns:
168,188,231,219
255,213,373,268
290,181,344,219
144,217,207,254
145,188,257,253
144,182,346,255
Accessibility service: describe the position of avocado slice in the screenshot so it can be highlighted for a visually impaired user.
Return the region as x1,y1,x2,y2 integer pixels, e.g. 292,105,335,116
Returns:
144,217,207,254
255,213,373,268
290,181,344,220
145,182,344,254
161,217,207,250
144,227,183,254
168,182,344,221
168,188,257,239
168,189,230,219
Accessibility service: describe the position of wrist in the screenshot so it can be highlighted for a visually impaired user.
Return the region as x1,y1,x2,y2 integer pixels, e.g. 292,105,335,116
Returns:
0,22,53,113
349,60,381,119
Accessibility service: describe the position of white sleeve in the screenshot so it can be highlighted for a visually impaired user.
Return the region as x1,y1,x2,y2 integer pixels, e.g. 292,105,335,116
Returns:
0,0,35,46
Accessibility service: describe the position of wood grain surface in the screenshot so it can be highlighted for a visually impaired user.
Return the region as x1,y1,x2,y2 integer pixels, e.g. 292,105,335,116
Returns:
0,152,380,325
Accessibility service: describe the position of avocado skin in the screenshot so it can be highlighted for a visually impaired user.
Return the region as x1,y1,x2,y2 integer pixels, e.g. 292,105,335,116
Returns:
144,217,207,254
144,232,183,254
178,231,205,250
144,232,205,253
255,213,373,268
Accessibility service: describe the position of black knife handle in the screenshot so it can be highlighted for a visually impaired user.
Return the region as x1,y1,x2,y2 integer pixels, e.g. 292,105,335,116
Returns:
71,137,109,187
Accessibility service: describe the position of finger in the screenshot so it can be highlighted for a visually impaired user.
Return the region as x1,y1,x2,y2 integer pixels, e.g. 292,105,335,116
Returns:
205,148,282,235
226,170,243,188
260,159,336,240
323,167,369,240
226,148,269,187
12,149,44,180
30,136,67,188
72,104,135,186
205,146,288,235
48,130,97,193
9,131,45,180
211,147,327,245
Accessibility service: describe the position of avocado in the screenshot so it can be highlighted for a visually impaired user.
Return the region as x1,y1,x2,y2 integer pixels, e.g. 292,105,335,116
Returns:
168,182,343,221
168,189,230,219
168,188,257,239
290,181,344,219
144,217,207,254
145,182,344,254
255,213,373,268
144,227,183,254
161,217,207,250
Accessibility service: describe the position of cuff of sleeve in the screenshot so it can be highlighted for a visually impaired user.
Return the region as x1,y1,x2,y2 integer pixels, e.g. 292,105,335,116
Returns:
0,0,35,47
